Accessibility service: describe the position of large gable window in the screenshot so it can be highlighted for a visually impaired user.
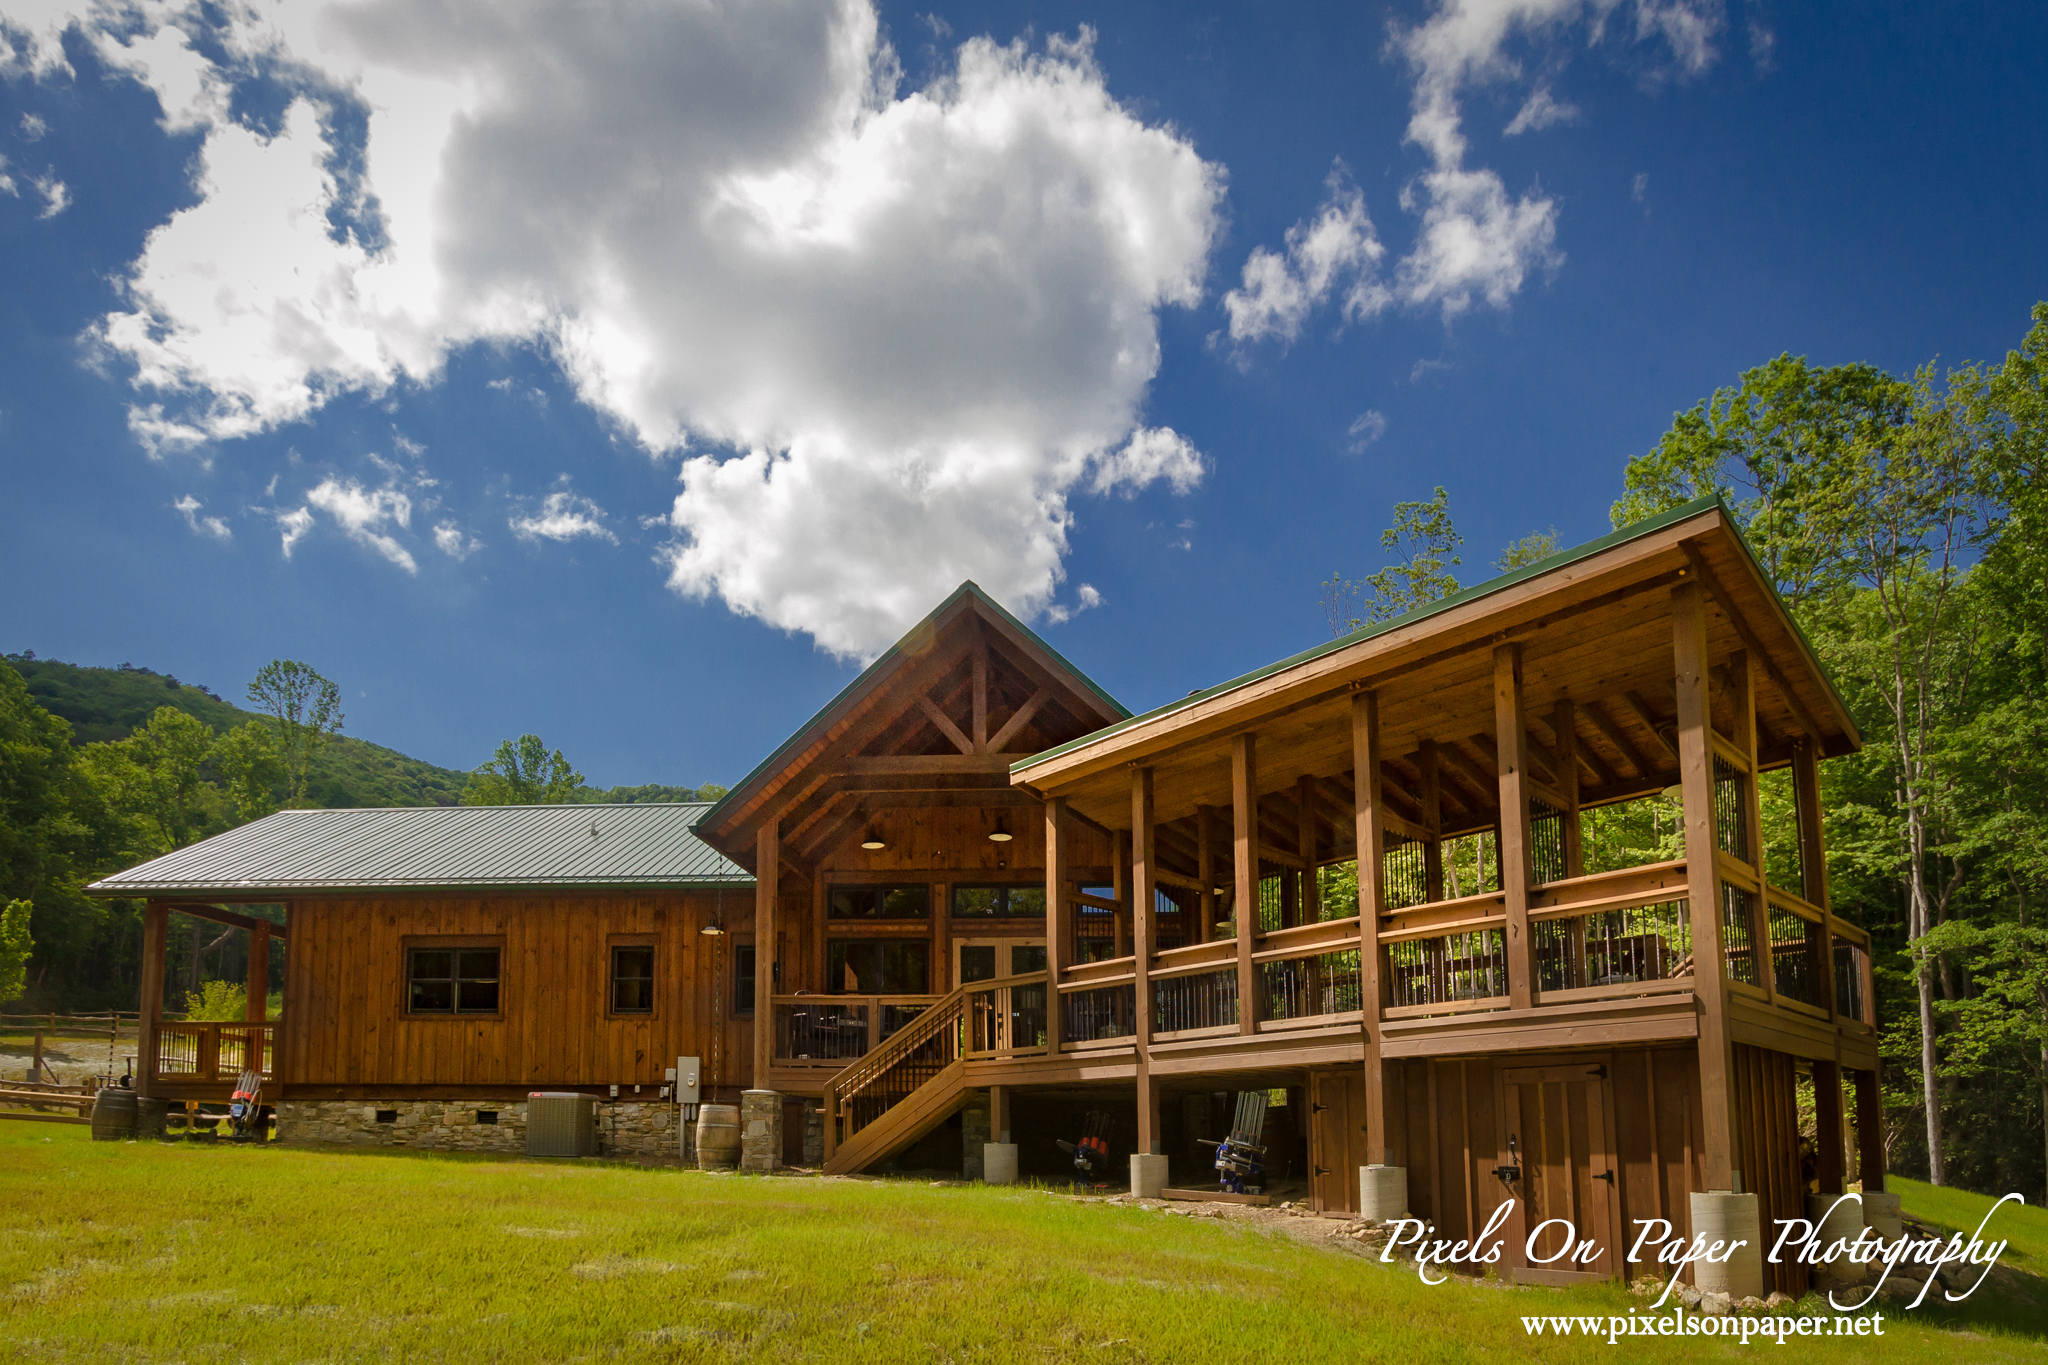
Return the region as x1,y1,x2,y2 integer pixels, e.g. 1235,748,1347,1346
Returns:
828,884,930,920
408,947,500,1015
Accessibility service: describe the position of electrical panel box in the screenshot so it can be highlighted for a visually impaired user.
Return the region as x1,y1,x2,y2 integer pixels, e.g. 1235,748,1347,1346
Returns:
674,1056,701,1106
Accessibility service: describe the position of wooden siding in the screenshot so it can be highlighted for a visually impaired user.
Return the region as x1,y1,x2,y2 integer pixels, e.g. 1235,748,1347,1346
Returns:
279,892,754,1098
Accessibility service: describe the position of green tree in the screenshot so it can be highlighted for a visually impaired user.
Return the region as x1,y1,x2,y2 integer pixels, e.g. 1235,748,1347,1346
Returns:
462,735,587,806
1495,528,1561,573
0,900,31,1003
1323,486,1463,635
78,706,219,855
246,661,344,808
211,721,285,822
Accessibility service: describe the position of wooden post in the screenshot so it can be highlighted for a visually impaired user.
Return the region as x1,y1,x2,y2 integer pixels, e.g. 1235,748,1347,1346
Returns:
990,1084,1011,1145
1812,1059,1846,1193
1232,733,1259,1035
1297,774,1321,923
1730,652,1774,1006
971,647,989,751
1113,830,1131,959
1494,645,1534,1011
138,901,168,1100
1795,739,1837,1019
1352,691,1391,1164
1676,579,1739,1192
752,819,780,1089
247,921,270,1022
1196,805,1216,945
1554,700,1583,879
1132,766,1157,1056
1419,741,1444,903
1853,1067,1884,1192
1046,798,1069,1053
30,1030,42,1085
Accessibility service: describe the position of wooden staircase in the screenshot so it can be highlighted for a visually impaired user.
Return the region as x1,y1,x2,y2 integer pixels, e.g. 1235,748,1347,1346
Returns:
822,987,974,1175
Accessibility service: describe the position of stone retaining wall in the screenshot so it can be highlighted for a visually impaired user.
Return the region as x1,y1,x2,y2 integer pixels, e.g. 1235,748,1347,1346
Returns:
275,1098,683,1159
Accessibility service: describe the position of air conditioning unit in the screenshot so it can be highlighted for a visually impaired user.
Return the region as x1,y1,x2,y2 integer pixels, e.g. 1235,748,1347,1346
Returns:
526,1092,597,1157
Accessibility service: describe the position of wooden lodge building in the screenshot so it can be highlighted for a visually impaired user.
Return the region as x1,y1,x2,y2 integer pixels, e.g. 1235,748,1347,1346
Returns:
90,497,1883,1288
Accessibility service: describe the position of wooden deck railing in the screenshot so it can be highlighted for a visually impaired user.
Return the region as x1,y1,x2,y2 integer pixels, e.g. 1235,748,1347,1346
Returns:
773,995,940,1065
963,972,1049,1057
153,1021,278,1083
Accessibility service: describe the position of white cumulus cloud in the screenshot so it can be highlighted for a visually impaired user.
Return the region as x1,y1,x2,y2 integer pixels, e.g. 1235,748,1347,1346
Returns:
1089,427,1205,498
172,493,230,539
305,476,415,572
29,169,65,216
1221,165,1387,349
433,520,480,561
15,0,1221,659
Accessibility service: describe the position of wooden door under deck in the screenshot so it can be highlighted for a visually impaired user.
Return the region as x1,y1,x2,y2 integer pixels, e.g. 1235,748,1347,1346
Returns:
1499,1060,1622,1282
1309,1069,1367,1213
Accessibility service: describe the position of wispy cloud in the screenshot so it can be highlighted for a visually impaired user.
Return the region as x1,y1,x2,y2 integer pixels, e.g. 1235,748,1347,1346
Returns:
1222,164,1387,350
511,488,616,544
30,172,67,218
1089,428,1206,498
277,506,313,559
1043,582,1103,624
433,520,482,561
305,478,416,572
1347,411,1389,454
172,494,230,540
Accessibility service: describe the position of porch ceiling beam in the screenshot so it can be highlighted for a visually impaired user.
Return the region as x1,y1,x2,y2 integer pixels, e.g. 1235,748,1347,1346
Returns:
1582,698,1655,779
1623,690,1681,762
1681,541,1834,745
842,755,1015,776
153,902,288,938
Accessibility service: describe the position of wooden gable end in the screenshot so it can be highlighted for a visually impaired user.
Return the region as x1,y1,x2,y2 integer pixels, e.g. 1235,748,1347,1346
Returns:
698,587,1123,872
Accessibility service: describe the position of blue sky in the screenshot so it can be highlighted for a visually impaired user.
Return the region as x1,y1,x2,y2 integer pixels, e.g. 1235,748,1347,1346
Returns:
1,1,2043,790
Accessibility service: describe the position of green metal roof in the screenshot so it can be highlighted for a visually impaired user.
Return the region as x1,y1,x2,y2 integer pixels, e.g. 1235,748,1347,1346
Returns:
1011,494,1857,776
698,580,1129,833
86,803,753,898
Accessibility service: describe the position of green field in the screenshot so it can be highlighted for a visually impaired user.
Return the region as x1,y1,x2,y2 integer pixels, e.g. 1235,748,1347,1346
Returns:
1,1129,2042,1362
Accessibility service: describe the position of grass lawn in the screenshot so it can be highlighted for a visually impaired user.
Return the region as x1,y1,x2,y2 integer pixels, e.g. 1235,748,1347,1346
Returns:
2,1128,2043,1363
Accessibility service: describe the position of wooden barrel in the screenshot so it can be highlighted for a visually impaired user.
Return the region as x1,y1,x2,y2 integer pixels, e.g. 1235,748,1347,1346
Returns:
695,1104,741,1170
90,1087,137,1141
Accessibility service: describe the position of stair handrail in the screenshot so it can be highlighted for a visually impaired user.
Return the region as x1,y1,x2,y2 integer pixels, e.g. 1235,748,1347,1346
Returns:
826,986,965,1136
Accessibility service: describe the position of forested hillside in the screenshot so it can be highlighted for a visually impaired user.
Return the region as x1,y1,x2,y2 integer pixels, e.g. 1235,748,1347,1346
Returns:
8,656,470,808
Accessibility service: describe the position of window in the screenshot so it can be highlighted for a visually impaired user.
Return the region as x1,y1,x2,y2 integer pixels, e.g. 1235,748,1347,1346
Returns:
611,944,655,1014
828,884,930,920
733,943,756,1018
827,939,930,994
407,947,500,1015
951,884,1047,918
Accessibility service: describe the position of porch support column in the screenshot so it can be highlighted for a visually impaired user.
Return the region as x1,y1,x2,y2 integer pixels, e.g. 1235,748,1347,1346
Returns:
1418,741,1444,903
1352,690,1391,1164
1297,775,1321,923
1731,652,1774,1007
1676,579,1739,1192
1231,734,1259,1035
752,818,779,1092
1796,738,1837,1020
1853,1067,1885,1192
138,901,168,1100
246,920,270,1022
1493,644,1534,1010
1554,700,1583,879
1196,806,1216,945
1812,1059,1846,1194
1113,830,1131,959
1132,766,1160,1153
1045,797,1069,1052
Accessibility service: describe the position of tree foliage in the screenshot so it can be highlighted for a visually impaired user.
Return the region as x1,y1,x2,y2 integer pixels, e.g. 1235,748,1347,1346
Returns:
462,735,588,806
1323,486,1464,635
246,660,345,809
0,900,31,1003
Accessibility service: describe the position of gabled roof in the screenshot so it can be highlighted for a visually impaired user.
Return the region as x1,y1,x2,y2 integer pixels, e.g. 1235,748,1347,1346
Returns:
86,803,752,899
1011,495,1860,796
695,581,1126,855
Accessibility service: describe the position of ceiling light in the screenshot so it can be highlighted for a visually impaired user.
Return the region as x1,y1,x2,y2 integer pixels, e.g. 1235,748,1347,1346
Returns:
988,818,1013,843
860,829,887,850
700,921,725,936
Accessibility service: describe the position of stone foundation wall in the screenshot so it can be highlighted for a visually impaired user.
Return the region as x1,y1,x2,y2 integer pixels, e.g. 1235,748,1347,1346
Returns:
276,1098,683,1159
